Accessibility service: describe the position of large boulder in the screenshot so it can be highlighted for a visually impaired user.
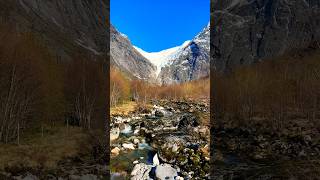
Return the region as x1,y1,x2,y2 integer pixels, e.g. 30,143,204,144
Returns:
155,164,178,180
130,163,153,180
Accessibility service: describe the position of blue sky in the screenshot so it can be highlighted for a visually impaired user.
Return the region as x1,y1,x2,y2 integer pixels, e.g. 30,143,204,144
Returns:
111,0,210,52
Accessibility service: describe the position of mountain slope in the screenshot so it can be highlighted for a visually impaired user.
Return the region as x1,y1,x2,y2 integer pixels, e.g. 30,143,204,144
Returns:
110,25,157,81
0,0,107,59
211,0,320,72
157,24,210,84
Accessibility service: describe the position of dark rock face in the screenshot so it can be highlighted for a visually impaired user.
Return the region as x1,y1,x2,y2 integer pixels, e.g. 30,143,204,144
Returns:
159,24,210,84
211,0,320,72
0,0,107,58
177,114,200,130
110,25,157,81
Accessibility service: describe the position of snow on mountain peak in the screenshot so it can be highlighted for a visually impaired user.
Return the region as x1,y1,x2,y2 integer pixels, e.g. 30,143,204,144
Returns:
134,40,191,76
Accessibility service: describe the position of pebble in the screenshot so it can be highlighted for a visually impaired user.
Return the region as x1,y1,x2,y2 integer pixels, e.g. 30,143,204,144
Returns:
133,138,140,145
176,176,184,180
122,143,135,150
153,153,160,166
111,147,121,156
133,160,139,164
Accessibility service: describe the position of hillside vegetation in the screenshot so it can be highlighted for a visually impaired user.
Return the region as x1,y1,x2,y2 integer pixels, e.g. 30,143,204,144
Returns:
110,66,210,107
213,49,320,131
0,22,107,175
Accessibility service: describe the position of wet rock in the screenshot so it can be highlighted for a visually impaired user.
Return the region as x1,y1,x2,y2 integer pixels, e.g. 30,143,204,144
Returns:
131,163,152,180
153,136,186,163
178,114,200,130
133,129,140,135
120,123,132,134
155,164,178,180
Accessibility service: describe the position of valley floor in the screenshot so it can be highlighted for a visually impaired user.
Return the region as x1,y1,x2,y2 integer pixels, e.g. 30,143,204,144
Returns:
110,99,210,179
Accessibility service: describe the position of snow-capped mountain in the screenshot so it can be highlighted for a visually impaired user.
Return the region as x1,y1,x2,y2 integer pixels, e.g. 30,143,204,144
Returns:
157,23,210,84
133,40,191,76
111,23,210,84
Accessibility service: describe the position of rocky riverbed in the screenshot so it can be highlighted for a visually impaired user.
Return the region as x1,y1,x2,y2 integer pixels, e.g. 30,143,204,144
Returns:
213,117,320,179
110,100,210,180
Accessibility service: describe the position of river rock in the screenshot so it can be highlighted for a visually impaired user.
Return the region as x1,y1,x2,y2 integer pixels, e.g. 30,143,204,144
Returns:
110,127,120,141
155,110,164,117
133,138,140,145
133,160,139,164
176,176,184,180
178,114,200,130
153,153,160,166
133,129,140,135
122,143,135,150
111,147,121,156
155,164,178,180
120,123,132,134
131,163,152,180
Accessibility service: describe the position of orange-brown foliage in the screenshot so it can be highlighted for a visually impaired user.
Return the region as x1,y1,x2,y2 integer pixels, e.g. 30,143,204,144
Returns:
131,77,210,105
213,51,320,130
110,67,131,106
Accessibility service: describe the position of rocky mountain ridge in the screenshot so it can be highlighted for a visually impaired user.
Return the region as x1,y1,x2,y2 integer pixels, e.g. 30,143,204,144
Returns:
0,0,107,59
158,23,210,84
110,25,157,81
211,0,320,72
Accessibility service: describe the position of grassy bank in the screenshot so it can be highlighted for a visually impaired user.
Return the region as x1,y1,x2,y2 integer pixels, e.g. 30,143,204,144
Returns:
0,126,87,171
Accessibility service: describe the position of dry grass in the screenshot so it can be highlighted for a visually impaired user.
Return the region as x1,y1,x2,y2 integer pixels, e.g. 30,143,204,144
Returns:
110,101,138,116
0,126,87,170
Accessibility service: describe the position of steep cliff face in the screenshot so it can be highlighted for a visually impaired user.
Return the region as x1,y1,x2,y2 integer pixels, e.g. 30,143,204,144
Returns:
110,25,157,81
0,0,107,58
158,24,210,84
211,0,320,72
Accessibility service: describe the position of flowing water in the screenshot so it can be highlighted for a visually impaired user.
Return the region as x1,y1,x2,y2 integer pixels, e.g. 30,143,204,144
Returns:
110,102,210,179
